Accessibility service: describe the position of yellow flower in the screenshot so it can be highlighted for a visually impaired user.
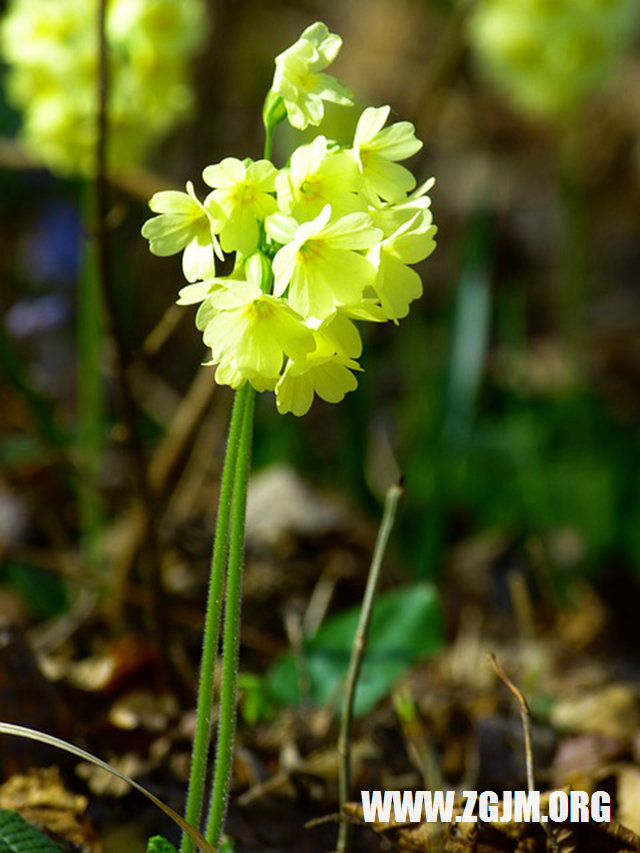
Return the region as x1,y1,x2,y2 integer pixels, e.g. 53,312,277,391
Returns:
368,177,435,237
203,158,278,255
275,353,360,416
308,310,363,359
141,182,223,282
367,210,437,322
268,205,382,321
349,105,423,203
275,135,363,221
139,21,439,414
272,22,353,130
200,278,314,390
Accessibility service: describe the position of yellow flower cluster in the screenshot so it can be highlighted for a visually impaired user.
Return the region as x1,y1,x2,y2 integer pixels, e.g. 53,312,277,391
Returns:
1,0,206,175
142,23,437,416
468,0,638,117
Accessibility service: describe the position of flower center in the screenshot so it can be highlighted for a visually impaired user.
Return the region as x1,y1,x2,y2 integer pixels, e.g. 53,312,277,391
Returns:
234,183,257,206
300,179,324,202
247,298,274,319
299,238,322,260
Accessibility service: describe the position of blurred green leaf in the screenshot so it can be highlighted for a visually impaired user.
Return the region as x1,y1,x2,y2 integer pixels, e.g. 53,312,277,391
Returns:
238,672,277,725
1,563,68,620
442,210,492,447
265,583,443,716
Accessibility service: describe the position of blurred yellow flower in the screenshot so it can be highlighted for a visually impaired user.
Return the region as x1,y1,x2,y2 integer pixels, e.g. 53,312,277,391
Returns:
1,0,207,175
468,0,639,116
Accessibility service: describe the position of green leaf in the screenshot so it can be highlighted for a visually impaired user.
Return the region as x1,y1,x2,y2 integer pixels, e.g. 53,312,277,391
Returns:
2,563,68,620
0,809,63,853
265,583,443,716
147,837,178,853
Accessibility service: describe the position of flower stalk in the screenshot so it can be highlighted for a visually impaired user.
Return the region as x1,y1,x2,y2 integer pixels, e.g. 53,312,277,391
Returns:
180,387,250,853
206,385,256,846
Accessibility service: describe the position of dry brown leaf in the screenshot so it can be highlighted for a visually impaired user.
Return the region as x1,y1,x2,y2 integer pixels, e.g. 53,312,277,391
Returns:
617,764,640,835
550,683,640,740
0,766,99,851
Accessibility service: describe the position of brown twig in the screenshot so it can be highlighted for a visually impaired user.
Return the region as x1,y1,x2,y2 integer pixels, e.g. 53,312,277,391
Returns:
488,653,558,851
488,653,535,792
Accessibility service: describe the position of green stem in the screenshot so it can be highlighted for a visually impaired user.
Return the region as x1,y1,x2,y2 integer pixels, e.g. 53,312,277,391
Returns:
337,481,404,853
180,387,250,853
206,385,256,847
264,124,274,162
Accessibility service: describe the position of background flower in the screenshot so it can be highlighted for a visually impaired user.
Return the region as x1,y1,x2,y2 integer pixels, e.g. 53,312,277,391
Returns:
0,0,206,175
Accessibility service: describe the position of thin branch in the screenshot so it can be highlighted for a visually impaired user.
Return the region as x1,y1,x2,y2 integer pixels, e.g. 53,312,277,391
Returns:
94,0,169,685
337,480,404,853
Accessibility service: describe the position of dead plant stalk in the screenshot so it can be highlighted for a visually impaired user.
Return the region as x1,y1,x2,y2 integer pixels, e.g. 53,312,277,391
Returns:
337,481,404,853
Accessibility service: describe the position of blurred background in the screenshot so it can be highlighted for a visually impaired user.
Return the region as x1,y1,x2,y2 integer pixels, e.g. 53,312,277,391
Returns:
2,0,639,578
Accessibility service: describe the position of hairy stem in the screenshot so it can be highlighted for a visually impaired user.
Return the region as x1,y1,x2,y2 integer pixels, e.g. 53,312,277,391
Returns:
206,386,256,847
180,386,250,853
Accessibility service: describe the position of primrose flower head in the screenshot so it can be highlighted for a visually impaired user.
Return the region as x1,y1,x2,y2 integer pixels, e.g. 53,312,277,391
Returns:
142,22,438,415
468,0,639,117
270,22,354,130
0,0,207,175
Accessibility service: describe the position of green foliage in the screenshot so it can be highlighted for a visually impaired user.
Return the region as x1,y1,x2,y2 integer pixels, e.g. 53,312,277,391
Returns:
237,672,277,725
0,563,68,620
0,810,62,853
147,837,178,853
449,390,640,571
265,583,443,716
